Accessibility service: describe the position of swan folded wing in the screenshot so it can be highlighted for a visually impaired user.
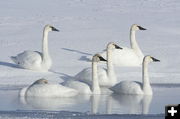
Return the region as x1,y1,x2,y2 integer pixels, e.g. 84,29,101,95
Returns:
110,81,143,95
14,51,42,68
62,80,92,94
99,47,142,67
25,84,78,97
113,48,143,66
74,67,108,86
74,67,92,85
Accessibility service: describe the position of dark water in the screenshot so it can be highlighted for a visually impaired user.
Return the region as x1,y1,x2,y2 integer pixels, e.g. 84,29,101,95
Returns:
0,84,179,115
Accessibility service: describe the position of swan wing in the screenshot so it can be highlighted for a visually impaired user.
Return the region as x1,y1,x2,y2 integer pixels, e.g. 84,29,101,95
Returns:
74,67,92,85
11,51,42,69
100,47,143,67
25,84,78,97
74,67,108,86
62,80,92,94
110,81,143,95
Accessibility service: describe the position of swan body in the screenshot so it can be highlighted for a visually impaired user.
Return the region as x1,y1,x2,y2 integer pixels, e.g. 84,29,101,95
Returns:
110,55,160,95
75,43,122,87
62,80,92,94
100,24,146,67
20,78,78,97
110,81,144,95
11,25,59,71
74,67,108,86
62,54,107,94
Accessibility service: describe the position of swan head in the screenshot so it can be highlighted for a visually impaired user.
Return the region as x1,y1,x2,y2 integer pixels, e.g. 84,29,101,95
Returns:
107,42,122,50
144,55,160,63
92,54,107,62
32,78,48,85
44,25,59,32
131,24,147,31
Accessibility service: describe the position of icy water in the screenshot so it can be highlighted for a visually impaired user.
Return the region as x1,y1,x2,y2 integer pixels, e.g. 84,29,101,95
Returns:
0,84,179,115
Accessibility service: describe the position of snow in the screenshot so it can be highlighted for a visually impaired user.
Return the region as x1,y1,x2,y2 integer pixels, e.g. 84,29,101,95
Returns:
0,0,180,85
0,0,180,118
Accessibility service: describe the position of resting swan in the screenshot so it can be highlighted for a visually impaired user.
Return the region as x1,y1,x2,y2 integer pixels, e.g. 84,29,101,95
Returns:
19,78,78,97
100,24,146,67
11,25,59,71
75,42,122,87
110,55,160,95
62,54,107,94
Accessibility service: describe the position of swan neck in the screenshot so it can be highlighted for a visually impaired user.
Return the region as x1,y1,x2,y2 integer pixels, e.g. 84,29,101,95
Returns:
107,48,114,77
42,29,49,61
142,61,150,90
130,30,143,56
92,61,101,94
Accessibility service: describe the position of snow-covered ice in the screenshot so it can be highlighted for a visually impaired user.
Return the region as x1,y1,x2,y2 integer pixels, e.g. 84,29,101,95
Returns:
0,0,180,118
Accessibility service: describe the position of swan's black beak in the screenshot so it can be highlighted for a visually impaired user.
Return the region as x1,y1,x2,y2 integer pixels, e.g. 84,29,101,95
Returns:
138,26,147,30
114,44,123,49
52,27,59,32
151,57,160,62
99,56,107,62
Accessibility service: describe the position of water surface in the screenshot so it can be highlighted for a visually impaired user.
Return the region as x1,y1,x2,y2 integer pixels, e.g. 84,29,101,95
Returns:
0,84,179,114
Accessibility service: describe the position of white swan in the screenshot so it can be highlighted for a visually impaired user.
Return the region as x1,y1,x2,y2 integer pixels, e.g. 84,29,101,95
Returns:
62,54,107,94
110,55,160,95
75,42,122,87
19,78,78,97
11,25,59,71
100,24,146,67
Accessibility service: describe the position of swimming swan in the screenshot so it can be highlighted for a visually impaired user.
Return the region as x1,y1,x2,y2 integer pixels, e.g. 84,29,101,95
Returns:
75,42,122,87
62,54,107,94
11,25,59,71
110,55,160,95
19,78,78,97
100,24,146,67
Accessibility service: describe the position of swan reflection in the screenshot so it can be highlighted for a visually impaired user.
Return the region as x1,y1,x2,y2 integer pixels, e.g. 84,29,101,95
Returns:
111,94,152,114
20,92,152,114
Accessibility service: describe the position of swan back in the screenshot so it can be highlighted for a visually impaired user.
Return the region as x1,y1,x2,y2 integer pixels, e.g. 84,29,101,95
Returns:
75,67,108,86
110,81,143,95
61,80,92,94
25,79,78,97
